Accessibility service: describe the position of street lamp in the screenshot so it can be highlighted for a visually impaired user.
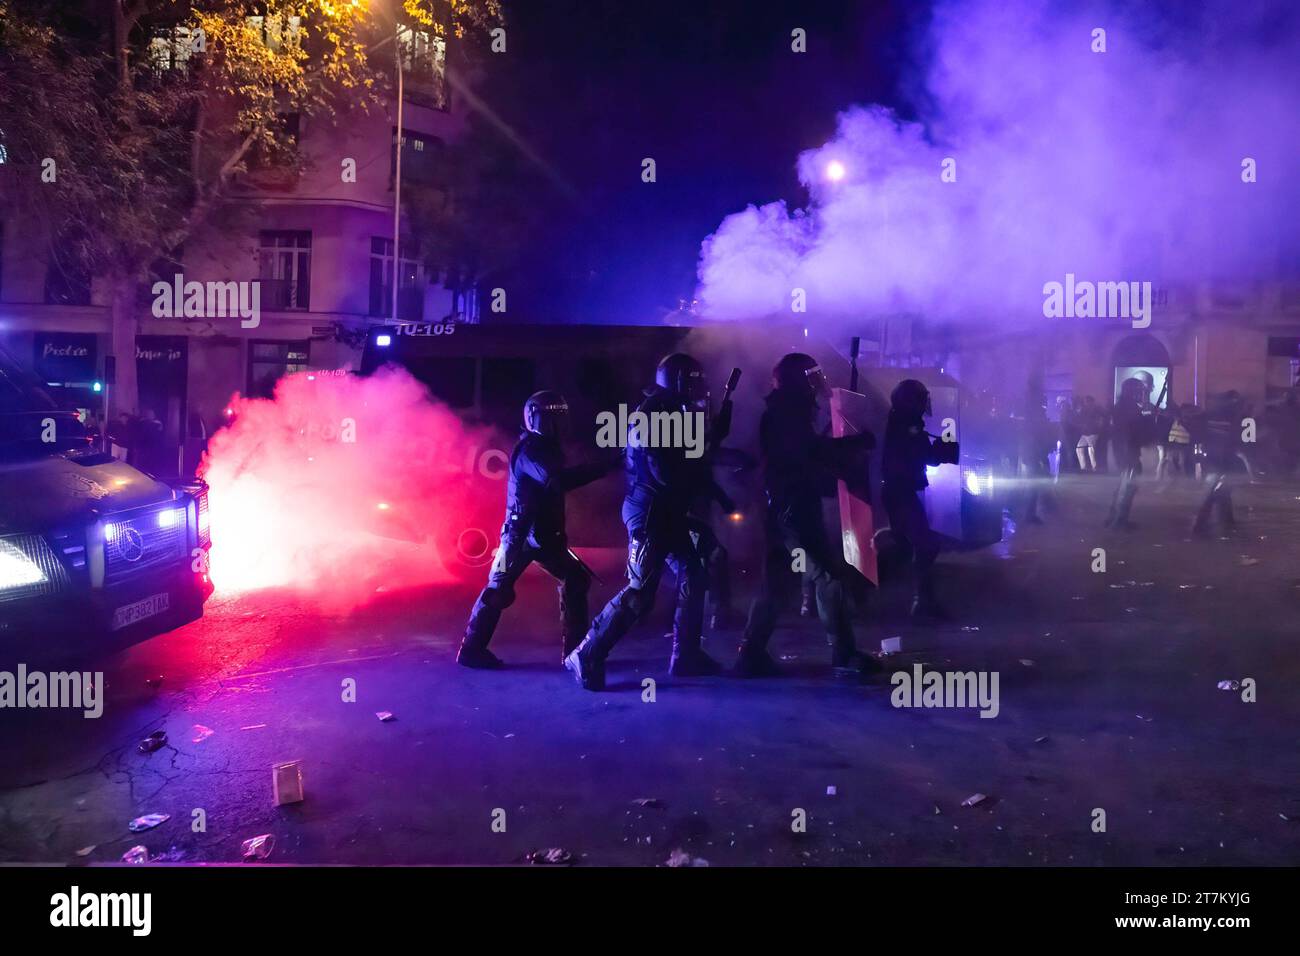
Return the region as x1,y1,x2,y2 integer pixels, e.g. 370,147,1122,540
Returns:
826,160,846,182
392,22,406,326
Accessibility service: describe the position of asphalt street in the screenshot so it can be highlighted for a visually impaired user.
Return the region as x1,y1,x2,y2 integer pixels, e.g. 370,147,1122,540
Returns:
2,474,1298,866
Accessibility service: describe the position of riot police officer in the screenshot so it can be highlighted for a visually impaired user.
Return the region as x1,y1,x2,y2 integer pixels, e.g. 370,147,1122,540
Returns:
458,390,615,669
1190,393,1238,537
882,379,952,620
1105,376,1157,531
565,353,722,691
735,353,878,678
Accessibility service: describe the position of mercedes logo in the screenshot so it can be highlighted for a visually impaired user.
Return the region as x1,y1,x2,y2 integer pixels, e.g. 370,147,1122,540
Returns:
119,527,146,563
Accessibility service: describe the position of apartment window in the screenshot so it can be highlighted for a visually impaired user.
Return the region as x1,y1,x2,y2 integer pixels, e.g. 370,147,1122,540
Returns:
246,12,302,52
258,231,311,310
369,238,423,320
399,29,448,110
391,129,445,187
148,24,200,72
247,340,309,399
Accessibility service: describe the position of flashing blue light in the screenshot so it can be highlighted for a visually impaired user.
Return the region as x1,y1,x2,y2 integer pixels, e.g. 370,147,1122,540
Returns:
92,381,103,393
376,334,392,348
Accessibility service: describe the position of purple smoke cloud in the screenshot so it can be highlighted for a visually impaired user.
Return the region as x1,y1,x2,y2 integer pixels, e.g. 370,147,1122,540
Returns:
695,0,1300,328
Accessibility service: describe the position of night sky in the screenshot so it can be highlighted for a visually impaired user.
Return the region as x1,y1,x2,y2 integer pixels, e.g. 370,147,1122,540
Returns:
476,0,928,324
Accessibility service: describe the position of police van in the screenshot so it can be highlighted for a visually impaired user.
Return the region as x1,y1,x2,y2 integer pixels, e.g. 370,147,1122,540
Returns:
0,347,214,656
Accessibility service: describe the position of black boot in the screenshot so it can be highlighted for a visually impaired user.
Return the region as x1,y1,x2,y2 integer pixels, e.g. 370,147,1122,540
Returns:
561,631,583,666
733,636,783,677
670,639,722,677
564,631,608,691
457,642,504,670
831,644,884,679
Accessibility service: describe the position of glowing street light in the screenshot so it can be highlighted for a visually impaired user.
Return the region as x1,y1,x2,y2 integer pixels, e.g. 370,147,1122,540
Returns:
826,159,846,182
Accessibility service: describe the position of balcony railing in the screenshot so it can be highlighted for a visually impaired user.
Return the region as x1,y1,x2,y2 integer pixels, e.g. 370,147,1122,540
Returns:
258,277,310,311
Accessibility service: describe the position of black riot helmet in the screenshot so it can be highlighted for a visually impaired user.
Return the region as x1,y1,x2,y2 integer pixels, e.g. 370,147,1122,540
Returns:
655,353,707,404
772,352,830,398
890,379,932,418
523,390,569,438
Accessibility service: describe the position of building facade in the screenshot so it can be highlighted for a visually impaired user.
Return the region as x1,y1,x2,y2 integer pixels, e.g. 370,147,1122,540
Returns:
0,9,476,473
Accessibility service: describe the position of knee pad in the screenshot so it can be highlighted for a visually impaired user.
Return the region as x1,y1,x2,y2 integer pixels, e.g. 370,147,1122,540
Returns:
621,586,654,620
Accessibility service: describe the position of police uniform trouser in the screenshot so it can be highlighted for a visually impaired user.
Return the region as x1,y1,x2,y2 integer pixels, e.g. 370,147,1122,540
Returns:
1107,465,1140,526
883,485,941,606
1193,470,1235,532
741,498,857,658
582,507,707,664
686,515,732,617
463,529,591,656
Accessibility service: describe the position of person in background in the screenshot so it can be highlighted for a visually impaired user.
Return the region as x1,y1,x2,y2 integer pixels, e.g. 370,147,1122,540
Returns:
1105,378,1158,530
1156,402,1192,482
1075,395,1103,472
883,379,954,620
1190,393,1238,537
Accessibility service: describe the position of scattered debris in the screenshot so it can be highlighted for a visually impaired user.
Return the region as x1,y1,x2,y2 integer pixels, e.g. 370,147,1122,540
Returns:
191,724,214,744
961,793,987,808
665,848,709,867
273,760,305,806
375,711,395,722
933,805,942,815
121,846,149,864
1238,556,1260,566
241,834,275,861
240,724,267,731
1034,735,1050,744
138,730,167,754
961,626,981,632
525,847,574,865
880,636,902,655
1019,659,1035,667
75,846,95,857
128,813,170,833
632,797,662,808
1217,680,1241,691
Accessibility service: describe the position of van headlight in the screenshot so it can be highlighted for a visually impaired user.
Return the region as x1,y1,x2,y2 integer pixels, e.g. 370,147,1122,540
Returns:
964,470,985,496
0,539,47,590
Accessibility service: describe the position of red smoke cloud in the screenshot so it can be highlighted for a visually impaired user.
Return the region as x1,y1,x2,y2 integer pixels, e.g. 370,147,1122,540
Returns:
199,366,505,611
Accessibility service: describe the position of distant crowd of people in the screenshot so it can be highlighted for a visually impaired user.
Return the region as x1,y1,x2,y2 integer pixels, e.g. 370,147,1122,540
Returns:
962,380,1300,535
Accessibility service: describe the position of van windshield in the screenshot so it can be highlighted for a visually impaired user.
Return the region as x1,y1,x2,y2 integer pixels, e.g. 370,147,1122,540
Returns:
0,347,93,460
